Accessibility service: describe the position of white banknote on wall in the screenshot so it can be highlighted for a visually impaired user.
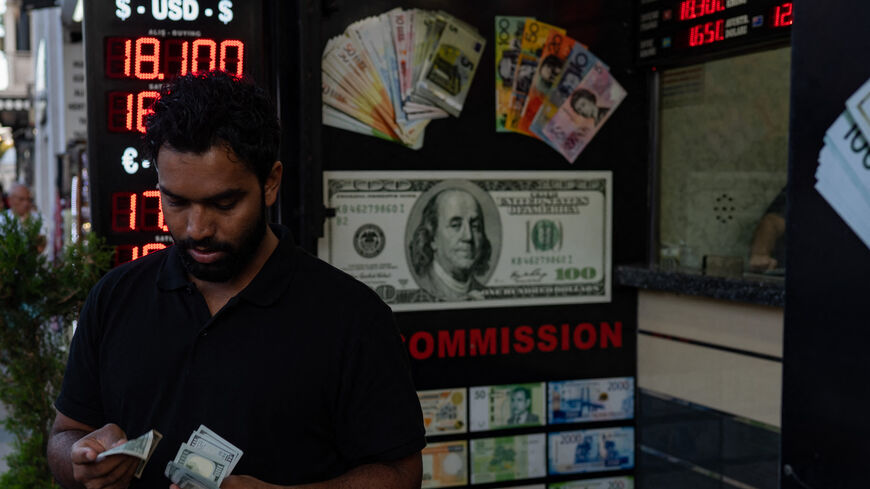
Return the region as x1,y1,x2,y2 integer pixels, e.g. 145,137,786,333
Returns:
319,171,612,311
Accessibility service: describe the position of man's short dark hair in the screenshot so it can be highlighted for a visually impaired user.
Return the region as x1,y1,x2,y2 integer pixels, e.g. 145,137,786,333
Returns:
143,70,280,184
512,386,531,401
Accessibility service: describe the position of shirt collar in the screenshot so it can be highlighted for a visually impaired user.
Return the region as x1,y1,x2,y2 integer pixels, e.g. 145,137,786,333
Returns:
156,224,298,306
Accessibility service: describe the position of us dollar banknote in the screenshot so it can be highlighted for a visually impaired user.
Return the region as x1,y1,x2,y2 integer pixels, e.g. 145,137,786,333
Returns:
549,377,634,424
319,171,612,311
418,388,468,435
550,476,634,489
422,441,468,488
470,434,546,484
548,427,634,475
470,382,545,431
96,429,162,478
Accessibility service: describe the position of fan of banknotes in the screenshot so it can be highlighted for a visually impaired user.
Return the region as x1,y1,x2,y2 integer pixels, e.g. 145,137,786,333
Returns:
495,17,627,163
164,425,243,489
817,78,870,250
322,8,486,149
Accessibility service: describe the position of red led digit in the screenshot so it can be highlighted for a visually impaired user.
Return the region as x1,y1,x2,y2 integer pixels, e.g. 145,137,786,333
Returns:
111,192,137,232
164,39,189,78
142,243,167,256
192,39,217,73
106,37,132,78
219,40,245,76
107,92,134,132
114,245,139,266
141,190,169,232
774,3,793,27
136,91,160,133
134,37,162,80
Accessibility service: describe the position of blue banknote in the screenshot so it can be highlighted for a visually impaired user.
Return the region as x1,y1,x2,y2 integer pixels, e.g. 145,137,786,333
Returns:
548,427,634,475
549,377,634,424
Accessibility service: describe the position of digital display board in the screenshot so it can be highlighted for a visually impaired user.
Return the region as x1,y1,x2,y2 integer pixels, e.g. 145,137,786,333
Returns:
84,1,265,266
637,0,792,66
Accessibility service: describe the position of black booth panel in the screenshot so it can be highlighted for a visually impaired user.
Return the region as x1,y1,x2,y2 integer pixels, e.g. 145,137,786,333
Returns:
782,1,870,488
316,1,646,487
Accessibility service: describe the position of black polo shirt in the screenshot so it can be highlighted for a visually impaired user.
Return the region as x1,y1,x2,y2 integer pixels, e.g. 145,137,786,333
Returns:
56,225,425,486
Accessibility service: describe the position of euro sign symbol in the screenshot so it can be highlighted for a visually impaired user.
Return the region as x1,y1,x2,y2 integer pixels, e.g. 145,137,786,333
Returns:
218,0,233,24
115,0,132,20
122,147,139,174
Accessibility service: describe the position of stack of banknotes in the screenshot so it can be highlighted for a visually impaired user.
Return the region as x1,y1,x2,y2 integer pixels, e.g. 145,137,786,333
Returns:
495,17,627,163
95,429,162,478
322,8,486,149
816,79,870,249
164,425,243,489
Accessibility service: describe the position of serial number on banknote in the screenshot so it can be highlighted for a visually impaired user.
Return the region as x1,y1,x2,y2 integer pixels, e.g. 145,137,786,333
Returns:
338,203,407,215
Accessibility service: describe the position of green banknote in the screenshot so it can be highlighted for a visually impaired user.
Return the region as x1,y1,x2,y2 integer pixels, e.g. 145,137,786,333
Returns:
469,383,545,431
422,441,468,488
416,18,486,117
470,434,546,484
319,171,612,312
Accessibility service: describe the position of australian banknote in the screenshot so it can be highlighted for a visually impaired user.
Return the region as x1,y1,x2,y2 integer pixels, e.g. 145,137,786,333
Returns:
516,30,576,137
548,427,635,475
506,19,566,131
542,61,627,163
549,377,634,424
319,171,613,311
470,382,545,431
422,441,468,488
470,434,546,484
418,388,468,435
495,16,530,132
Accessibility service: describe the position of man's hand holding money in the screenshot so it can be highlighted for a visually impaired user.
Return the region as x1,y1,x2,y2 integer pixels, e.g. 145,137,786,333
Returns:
70,423,138,489
171,475,269,489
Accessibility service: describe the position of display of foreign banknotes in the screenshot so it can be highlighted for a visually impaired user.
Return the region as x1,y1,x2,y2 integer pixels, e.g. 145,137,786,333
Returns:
549,377,634,424
319,171,612,311
495,16,626,163
816,79,870,250
548,427,634,475
422,441,469,488
470,434,546,484
96,429,162,479
550,476,634,488
164,425,243,489
419,388,468,435
323,9,485,149
470,382,545,432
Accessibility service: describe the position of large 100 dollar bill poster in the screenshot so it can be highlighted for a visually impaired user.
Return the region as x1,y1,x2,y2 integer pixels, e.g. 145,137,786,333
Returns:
319,171,612,311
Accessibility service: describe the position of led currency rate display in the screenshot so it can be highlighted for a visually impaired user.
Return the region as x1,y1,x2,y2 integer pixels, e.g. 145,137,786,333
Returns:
84,1,264,266
637,0,793,66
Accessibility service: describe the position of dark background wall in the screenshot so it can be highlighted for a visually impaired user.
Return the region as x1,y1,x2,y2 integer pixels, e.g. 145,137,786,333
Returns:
782,1,870,488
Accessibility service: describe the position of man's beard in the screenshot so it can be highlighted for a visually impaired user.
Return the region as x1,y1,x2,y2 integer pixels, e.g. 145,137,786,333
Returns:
175,206,268,283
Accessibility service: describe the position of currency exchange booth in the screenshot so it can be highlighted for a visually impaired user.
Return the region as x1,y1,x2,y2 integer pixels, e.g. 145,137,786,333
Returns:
84,1,647,488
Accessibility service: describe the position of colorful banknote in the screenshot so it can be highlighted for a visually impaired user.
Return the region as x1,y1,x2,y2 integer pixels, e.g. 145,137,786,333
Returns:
495,16,530,132
324,9,482,149
470,434,547,484
549,377,634,424
548,427,635,475
506,19,566,131
528,43,603,144
542,61,627,163
470,382,545,431
319,171,613,311
422,441,469,488
516,31,576,136
418,388,468,435
550,476,635,489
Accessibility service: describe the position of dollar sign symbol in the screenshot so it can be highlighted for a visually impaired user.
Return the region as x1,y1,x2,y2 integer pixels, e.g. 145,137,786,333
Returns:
121,147,139,174
115,0,131,21
218,0,233,25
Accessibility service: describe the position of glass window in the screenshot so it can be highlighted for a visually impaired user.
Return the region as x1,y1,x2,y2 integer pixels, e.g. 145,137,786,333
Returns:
657,46,790,276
